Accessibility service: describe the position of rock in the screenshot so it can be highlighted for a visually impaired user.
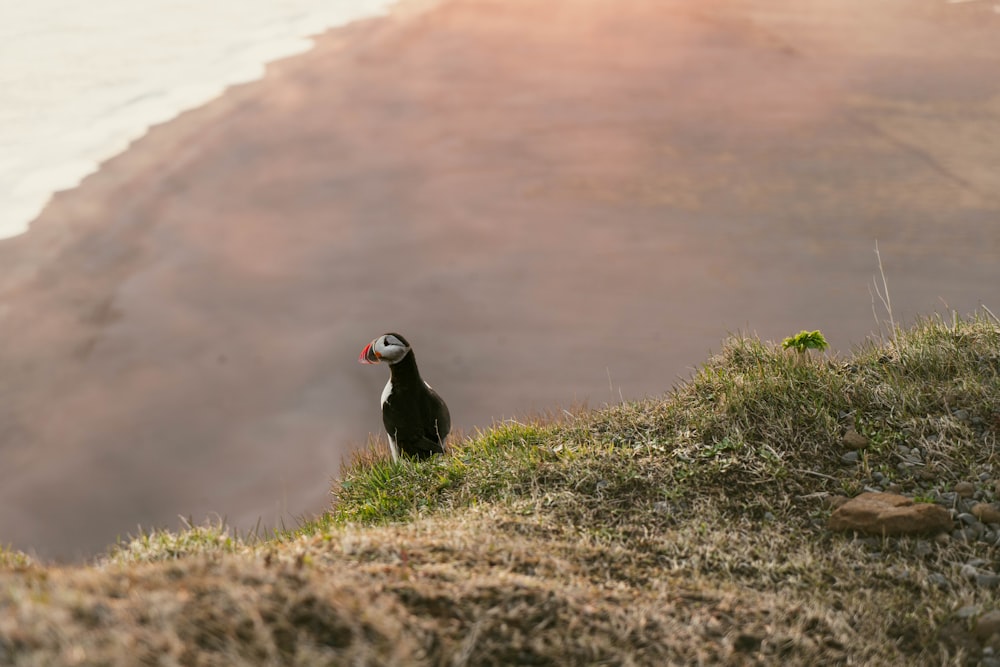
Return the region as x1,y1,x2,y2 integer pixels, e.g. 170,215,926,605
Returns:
828,492,952,536
840,451,859,464
956,605,981,620
653,501,671,513
973,503,1000,524
958,513,980,526
976,610,1000,641
956,481,976,498
926,572,949,589
938,491,959,506
914,541,933,557
977,574,1000,589
842,430,869,450
955,527,982,543
935,532,951,545
961,563,981,580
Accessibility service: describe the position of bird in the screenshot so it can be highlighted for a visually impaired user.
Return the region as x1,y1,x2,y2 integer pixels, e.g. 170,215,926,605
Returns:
358,332,450,461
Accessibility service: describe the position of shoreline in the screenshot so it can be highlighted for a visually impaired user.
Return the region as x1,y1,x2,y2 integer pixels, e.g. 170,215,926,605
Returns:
0,0,406,241
1,0,998,561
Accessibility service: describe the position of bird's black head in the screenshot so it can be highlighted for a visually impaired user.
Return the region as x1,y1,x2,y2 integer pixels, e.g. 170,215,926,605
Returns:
359,332,412,365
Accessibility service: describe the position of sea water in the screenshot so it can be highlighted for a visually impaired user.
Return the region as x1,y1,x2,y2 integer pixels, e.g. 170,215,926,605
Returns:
0,0,396,240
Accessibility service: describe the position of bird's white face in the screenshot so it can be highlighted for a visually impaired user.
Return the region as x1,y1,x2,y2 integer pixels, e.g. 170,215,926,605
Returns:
359,333,411,365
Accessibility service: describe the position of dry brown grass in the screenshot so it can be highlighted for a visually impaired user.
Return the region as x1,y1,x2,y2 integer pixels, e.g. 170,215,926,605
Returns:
2,314,1000,665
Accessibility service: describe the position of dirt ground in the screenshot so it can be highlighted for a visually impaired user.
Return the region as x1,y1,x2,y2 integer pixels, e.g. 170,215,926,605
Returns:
0,0,998,560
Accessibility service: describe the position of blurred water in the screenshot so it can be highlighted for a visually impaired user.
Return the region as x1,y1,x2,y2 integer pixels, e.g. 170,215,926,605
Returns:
0,0,395,240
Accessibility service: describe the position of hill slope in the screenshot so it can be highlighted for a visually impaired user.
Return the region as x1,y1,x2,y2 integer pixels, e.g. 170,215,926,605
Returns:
3,314,1000,665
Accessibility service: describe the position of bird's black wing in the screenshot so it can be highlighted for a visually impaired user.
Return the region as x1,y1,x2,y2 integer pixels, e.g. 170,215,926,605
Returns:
422,386,450,445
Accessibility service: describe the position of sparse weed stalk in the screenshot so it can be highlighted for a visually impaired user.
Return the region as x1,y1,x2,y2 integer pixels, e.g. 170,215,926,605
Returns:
0,545,34,570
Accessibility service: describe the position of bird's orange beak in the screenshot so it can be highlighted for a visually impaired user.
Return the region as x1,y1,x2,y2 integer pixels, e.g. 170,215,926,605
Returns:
359,341,380,364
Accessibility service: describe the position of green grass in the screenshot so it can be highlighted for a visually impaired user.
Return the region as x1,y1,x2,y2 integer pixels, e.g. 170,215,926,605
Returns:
3,313,1000,665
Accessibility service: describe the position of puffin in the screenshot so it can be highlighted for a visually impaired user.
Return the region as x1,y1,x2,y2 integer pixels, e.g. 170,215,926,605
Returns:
359,332,450,461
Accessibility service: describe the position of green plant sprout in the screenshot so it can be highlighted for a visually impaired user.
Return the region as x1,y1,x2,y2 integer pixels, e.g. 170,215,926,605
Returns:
782,330,829,354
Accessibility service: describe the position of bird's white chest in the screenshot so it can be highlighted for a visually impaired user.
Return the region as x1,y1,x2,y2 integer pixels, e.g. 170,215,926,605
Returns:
381,377,393,407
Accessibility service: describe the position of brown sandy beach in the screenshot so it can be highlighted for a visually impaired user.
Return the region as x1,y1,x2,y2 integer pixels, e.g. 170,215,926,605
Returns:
1,0,998,561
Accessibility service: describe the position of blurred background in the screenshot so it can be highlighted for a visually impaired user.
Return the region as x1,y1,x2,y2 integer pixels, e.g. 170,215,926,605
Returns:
1,0,998,560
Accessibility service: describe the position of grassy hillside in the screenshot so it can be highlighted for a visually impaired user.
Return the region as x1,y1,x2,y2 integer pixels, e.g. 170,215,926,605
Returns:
3,314,1000,665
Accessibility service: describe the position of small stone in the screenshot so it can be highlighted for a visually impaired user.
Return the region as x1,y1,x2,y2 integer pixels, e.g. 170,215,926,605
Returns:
983,530,998,544
887,483,903,493
956,527,983,542
958,513,981,526
914,541,933,557
828,492,952,536
842,430,869,450
926,572,949,589
956,481,976,498
898,446,911,457
977,574,1000,589
596,479,609,491
762,512,776,522
935,532,951,545
977,611,1000,641
960,564,980,580
841,451,859,464
973,503,1000,524
953,409,970,423
938,491,958,506
980,472,993,482
872,471,885,483
653,501,671,513
956,605,980,619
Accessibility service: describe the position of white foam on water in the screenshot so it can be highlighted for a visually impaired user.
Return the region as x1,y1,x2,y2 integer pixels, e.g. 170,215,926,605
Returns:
0,0,396,240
